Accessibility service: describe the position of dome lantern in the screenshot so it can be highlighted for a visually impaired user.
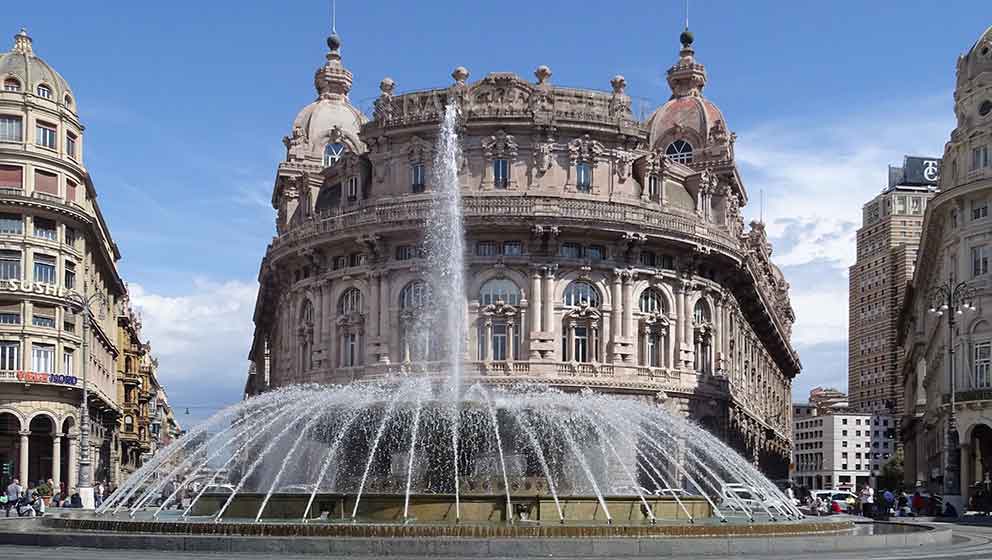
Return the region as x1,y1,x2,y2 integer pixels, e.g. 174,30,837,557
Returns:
314,31,353,100
12,28,32,54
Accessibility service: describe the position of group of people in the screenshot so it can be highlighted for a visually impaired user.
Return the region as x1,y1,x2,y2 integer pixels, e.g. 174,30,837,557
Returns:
802,484,952,518
3,478,116,516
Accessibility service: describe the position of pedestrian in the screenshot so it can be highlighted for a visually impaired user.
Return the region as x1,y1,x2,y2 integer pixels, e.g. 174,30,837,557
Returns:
95,480,105,507
897,491,910,516
785,484,796,506
5,478,22,517
882,489,895,515
859,484,875,518
911,491,924,516
68,488,82,508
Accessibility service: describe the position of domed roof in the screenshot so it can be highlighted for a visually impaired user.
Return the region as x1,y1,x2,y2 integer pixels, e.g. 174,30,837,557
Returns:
648,95,726,150
959,24,992,83
0,29,75,107
285,32,367,159
646,29,729,153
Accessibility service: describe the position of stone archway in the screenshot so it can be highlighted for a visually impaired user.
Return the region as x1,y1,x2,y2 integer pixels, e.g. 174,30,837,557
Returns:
970,424,992,491
0,411,21,488
27,414,55,488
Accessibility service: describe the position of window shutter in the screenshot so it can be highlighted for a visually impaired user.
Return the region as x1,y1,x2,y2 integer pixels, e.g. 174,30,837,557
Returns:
34,305,55,319
34,170,58,195
0,165,22,189
0,301,19,314
66,180,77,202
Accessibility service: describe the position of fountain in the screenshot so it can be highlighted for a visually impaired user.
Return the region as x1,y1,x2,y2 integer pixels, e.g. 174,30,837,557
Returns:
91,104,806,529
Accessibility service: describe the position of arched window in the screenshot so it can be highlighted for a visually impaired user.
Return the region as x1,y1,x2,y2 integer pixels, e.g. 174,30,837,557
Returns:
338,288,363,315
665,139,693,164
639,288,666,314
3,78,20,92
563,281,600,307
323,142,345,167
693,299,711,324
36,84,52,99
400,281,431,309
479,278,521,305
399,281,434,362
638,288,670,368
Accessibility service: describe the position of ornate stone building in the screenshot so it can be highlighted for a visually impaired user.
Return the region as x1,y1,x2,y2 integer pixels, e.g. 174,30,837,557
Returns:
245,28,801,477
900,26,992,503
0,29,126,492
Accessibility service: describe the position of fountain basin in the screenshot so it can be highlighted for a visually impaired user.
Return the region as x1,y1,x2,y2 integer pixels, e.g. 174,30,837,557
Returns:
187,492,711,522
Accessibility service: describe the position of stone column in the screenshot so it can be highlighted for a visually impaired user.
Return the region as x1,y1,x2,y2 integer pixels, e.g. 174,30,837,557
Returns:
673,286,684,358
542,267,555,337
641,328,650,367
52,435,62,492
484,319,493,362
530,269,542,333
67,435,78,490
507,320,515,362
380,275,391,362
610,271,622,354
369,272,380,338
961,443,974,506
566,322,575,362
18,430,29,485
621,274,633,339
713,297,723,372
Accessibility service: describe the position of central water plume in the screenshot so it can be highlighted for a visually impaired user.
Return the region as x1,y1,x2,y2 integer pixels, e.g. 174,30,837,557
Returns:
424,102,466,398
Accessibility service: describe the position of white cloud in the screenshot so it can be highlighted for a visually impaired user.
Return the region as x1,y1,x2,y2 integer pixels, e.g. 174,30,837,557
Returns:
735,93,953,350
128,279,258,389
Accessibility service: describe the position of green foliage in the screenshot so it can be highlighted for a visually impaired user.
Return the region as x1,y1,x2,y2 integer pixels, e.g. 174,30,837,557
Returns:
35,482,52,496
877,456,905,491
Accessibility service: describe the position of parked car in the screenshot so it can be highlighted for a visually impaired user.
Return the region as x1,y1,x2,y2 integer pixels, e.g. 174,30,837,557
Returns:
718,484,786,514
812,490,858,513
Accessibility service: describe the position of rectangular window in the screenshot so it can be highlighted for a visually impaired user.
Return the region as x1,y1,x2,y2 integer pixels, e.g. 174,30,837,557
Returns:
347,176,358,200
0,250,20,280
395,245,417,261
0,213,21,234
33,217,56,240
502,241,522,256
648,175,659,199
977,341,992,389
36,121,56,149
411,163,425,193
34,169,58,195
0,115,22,142
476,241,498,257
973,246,990,277
333,256,347,270
973,200,989,220
0,301,19,325
33,253,55,284
0,341,19,371
66,132,77,159
559,242,582,259
0,164,22,190
587,245,605,260
64,226,76,248
639,251,656,267
973,146,990,171
348,253,367,267
31,343,54,373
341,333,359,367
32,306,55,328
493,159,509,188
63,312,76,334
65,180,77,204
575,162,592,192
660,255,675,270
64,261,75,290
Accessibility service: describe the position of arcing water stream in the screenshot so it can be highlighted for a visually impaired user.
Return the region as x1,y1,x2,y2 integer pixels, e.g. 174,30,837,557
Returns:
98,103,802,524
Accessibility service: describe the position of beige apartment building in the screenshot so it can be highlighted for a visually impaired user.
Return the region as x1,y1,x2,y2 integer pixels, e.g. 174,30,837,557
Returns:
0,29,129,492
245,25,802,477
900,25,992,504
849,157,938,417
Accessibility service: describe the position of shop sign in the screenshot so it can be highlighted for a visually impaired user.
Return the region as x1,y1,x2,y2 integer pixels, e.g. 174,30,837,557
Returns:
0,280,73,298
15,371,78,386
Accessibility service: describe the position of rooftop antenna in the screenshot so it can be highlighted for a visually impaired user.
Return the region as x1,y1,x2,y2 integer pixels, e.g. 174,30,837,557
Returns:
684,0,689,30
332,0,337,33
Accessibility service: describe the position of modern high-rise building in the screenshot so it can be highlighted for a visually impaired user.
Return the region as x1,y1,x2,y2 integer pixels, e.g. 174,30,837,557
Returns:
848,156,939,416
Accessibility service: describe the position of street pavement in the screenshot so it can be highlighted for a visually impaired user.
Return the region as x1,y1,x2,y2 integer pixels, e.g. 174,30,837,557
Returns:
1,521,991,559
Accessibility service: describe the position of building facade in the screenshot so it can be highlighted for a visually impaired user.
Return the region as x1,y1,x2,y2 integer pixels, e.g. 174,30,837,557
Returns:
245,27,802,476
0,29,128,492
792,399,895,491
848,157,939,417
900,26,992,503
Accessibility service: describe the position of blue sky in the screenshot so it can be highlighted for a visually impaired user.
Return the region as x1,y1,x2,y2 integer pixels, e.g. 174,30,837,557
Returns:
4,1,986,424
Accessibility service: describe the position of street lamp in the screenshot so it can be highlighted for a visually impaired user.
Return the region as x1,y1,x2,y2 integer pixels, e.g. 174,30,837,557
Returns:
63,288,106,510
927,278,977,500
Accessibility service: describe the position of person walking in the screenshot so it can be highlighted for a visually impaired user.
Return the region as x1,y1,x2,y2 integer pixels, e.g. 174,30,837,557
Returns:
5,478,22,517
95,481,105,507
860,484,875,518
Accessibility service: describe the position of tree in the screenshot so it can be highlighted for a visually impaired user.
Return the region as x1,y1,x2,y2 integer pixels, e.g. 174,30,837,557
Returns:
877,456,905,491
